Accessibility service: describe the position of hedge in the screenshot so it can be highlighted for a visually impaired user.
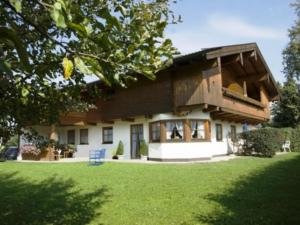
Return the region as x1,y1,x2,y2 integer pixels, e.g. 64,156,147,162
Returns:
237,127,300,157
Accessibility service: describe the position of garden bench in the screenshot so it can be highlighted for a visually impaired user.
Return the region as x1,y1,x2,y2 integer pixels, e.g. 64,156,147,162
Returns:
282,140,291,152
89,149,106,165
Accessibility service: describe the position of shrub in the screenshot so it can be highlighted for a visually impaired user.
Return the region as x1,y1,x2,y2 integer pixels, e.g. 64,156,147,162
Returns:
0,157,6,162
116,141,124,155
139,140,148,156
290,126,300,152
238,128,285,157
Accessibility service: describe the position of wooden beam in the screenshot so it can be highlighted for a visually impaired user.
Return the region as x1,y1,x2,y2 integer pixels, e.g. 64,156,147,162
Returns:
250,50,258,61
217,57,221,73
101,120,114,124
121,118,135,122
236,73,268,83
220,107,267,121
206,44,257,59
176,104,203,111
86,122,97,126
239,52,244,66
243,81,247,97
247,54,260,74
220,54,240,66
145,114,153,119
212,113,264,124
73,121,85,126
203,105,220,113
237,60,248,76
222,87,266,108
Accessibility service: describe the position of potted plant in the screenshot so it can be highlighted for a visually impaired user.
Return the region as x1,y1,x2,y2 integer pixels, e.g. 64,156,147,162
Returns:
20,144,41,160
112,148,118,160
139,140,148,160
116,141,124,160
66,144,76,158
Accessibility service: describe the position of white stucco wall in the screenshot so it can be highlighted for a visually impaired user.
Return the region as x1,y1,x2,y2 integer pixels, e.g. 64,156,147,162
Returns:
148,111,243,160
22,109,245,161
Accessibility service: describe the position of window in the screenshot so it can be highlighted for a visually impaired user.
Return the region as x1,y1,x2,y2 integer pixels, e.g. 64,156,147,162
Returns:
190,120,206,140
80,129,89,145
243,123,248,132
150,122,160,142
103,127,113,144
166,120,184,140
67,130,75,145
230,125,237,140
216,124,223,141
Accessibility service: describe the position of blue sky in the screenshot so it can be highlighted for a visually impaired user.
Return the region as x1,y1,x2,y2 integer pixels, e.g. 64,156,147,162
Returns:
166,0,296,83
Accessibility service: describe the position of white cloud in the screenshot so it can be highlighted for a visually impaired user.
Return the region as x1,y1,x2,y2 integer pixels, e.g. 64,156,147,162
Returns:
166,31,218,54
166,13,287,55
208,14,285,40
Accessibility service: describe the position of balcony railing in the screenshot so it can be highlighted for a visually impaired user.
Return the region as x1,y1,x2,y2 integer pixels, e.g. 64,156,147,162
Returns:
222,87,265,108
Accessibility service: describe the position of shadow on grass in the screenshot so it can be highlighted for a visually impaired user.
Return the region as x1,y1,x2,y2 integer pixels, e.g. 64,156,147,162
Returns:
195,154,300,225
0,172,109,225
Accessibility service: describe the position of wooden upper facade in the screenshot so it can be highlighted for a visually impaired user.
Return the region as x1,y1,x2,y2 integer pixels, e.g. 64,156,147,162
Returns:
60,43,279,125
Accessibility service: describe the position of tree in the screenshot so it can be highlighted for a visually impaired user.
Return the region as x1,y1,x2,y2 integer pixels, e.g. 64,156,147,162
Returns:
0,0,179,144
272,78,300,127
272,0,300,128
283,0,300,80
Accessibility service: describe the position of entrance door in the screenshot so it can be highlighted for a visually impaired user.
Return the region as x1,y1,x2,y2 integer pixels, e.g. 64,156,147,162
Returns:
131,124,144,159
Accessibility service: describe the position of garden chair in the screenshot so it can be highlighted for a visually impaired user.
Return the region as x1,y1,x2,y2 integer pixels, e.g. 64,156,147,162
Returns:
89,149,106,166
282,140,291,152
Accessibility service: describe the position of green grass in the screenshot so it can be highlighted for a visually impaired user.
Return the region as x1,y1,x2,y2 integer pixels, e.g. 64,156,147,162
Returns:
1,153,300,225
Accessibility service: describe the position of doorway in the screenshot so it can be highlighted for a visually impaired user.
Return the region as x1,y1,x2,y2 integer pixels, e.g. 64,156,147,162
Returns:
130,124,144,159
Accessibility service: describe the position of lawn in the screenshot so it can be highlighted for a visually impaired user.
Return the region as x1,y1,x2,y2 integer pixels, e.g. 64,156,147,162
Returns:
1,153,300,225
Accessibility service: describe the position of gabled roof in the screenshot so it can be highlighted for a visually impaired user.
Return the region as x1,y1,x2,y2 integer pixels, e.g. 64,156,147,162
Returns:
88,43,279,99
173,43,279,99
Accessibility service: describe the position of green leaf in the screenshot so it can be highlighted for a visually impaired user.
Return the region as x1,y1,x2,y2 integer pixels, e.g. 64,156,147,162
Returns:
21,87,29,97
68,22,88,36
99,8,122,31
116,5,127,16
38,92,45,98
85,57,111,86
0,27,30,71
50,8,67,28
9,0,22,12
54,2,62,10
62,57,73,79
0,60,12,75
74,56,91,74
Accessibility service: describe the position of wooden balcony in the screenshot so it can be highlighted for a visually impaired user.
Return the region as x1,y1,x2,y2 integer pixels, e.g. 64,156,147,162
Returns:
222,87,266,109
209,88,270,124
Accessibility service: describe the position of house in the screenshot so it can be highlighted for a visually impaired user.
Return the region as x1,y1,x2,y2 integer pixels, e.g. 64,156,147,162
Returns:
22,43,279,161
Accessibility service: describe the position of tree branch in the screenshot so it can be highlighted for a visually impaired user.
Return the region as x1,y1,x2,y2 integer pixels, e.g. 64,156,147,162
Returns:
1,0,102,61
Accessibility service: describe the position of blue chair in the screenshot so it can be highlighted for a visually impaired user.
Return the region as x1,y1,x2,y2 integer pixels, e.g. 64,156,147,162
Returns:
89,149,106,165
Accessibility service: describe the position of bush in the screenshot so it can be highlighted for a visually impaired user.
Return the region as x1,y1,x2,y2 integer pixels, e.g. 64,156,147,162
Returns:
0,157,6,162
238,128,285,157
139,140,148,156
290,126,300,152
271,126,300,152
116,141,124,155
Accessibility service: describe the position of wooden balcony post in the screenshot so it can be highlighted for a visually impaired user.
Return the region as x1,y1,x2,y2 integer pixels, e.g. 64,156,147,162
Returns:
243,81,247,97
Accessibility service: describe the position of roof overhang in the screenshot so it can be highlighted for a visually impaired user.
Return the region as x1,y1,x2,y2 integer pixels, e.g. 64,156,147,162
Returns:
173,43,280,100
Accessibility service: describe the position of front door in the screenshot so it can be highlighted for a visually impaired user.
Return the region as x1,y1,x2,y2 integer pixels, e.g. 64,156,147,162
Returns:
131,124,144,159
